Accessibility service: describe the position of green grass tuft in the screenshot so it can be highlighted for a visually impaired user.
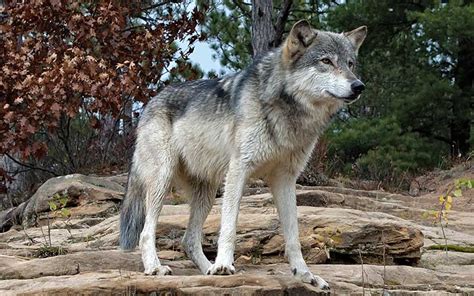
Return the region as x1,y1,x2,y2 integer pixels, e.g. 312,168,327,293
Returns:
34,245,68,258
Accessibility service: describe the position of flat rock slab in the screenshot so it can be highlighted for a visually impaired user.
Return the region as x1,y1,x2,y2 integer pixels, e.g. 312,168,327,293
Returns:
420,250,474,269
0,271,327,296
0,250,196,280
1,260,473,295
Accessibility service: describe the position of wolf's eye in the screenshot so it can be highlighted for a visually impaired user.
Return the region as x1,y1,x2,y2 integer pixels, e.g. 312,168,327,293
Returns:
321,58,332,65
348,61,354,69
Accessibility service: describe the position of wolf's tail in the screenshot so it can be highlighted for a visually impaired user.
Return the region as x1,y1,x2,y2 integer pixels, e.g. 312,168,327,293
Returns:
119,171,146,250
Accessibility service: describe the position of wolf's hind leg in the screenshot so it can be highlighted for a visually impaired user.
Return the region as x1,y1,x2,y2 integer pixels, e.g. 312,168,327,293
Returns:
181,179,217,274
137,140,177,276
268,171,330,290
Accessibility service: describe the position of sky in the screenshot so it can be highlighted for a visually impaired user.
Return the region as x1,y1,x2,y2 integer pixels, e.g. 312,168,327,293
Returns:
183,2,226,76
188,41,225,75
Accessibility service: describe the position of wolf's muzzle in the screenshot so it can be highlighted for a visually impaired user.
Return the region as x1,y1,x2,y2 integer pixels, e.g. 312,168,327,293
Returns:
351,80,365,95
347,80,365,101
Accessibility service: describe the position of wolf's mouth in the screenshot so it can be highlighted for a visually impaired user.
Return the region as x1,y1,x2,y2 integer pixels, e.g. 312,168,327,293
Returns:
325,90,359,104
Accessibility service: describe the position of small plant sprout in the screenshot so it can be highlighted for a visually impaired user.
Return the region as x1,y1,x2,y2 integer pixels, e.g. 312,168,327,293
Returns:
48,193,73,238
434,178,473,257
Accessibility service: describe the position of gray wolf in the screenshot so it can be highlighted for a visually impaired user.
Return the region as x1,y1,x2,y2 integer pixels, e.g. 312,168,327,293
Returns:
119,20,367,290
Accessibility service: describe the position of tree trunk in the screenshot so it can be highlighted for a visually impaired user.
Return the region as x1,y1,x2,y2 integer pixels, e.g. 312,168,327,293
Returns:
451,0,473,156
273,0,293,47
251,0,275,57
123,97,133,136
451,37,473,157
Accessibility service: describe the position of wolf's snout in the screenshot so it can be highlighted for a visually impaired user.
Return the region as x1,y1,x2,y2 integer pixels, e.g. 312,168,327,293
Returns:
351,80,365,95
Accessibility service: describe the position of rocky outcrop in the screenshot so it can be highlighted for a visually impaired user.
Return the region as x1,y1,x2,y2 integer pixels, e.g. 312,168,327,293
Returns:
0,195,425,266
0,170,473,295
0,174,124,232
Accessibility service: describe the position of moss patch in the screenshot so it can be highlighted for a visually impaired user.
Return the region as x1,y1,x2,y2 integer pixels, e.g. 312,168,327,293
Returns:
427,244,474,253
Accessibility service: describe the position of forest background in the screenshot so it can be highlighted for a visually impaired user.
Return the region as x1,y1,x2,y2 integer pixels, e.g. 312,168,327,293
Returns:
0,0,472,208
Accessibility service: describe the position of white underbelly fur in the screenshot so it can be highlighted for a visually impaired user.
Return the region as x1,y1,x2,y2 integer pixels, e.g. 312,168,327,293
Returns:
173,116,235,182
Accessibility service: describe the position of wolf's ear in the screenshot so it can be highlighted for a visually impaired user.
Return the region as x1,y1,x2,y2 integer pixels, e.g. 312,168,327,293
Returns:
344,26,367,54
283,20,317,64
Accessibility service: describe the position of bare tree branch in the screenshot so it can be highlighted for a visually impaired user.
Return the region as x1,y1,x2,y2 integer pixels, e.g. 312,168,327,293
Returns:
57,116,76,171
274,0,293,47
140,0,179,12
4,154,58,176
232,0,251,19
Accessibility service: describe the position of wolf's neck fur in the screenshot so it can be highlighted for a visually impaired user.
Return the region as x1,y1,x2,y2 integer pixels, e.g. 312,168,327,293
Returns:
253,48,342,139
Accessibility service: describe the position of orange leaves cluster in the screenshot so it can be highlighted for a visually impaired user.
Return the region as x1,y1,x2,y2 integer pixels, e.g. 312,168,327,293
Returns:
0,0,205,159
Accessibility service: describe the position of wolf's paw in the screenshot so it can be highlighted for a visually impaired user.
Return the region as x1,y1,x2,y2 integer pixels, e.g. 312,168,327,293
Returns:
206,263,235,275
144,265,173,276
292,268,330,290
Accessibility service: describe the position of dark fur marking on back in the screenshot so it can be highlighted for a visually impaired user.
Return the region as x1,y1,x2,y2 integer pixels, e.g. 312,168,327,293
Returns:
215,85,228,99
163,98,188,123
152,79,239,123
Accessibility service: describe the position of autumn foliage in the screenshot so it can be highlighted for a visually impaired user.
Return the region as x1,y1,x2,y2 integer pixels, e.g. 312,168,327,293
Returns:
0,1,204,163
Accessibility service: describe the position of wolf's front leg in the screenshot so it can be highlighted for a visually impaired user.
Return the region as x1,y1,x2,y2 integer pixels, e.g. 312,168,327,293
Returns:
268,173,330,290
207,159,248,275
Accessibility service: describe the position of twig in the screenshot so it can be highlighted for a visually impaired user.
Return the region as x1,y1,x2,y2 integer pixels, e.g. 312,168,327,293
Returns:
4,153,58,176
382,230,387,294
439,211,449,258
439,184,454,259
358,246,365,295
47,212,52,247
22,225,36,244
232,0,252,19
39,223,49,246
140,0,179,12
57,116,76,171
102,95,130,164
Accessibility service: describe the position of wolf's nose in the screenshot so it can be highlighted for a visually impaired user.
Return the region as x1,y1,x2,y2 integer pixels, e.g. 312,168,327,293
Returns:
351,80,365,95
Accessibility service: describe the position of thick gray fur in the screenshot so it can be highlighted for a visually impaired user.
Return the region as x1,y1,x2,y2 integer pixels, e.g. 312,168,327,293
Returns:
119,170,145,250
119,20,367,288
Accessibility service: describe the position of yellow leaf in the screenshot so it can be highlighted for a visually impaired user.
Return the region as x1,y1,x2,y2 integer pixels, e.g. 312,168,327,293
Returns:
445,203,452,211
439,196,445,204
453,189,462,197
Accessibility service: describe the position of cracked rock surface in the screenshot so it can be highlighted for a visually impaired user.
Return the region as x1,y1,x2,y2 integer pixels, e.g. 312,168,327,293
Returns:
0,164,473,295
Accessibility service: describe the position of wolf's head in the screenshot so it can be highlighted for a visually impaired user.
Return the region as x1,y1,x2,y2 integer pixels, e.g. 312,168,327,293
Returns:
282,20,367,105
